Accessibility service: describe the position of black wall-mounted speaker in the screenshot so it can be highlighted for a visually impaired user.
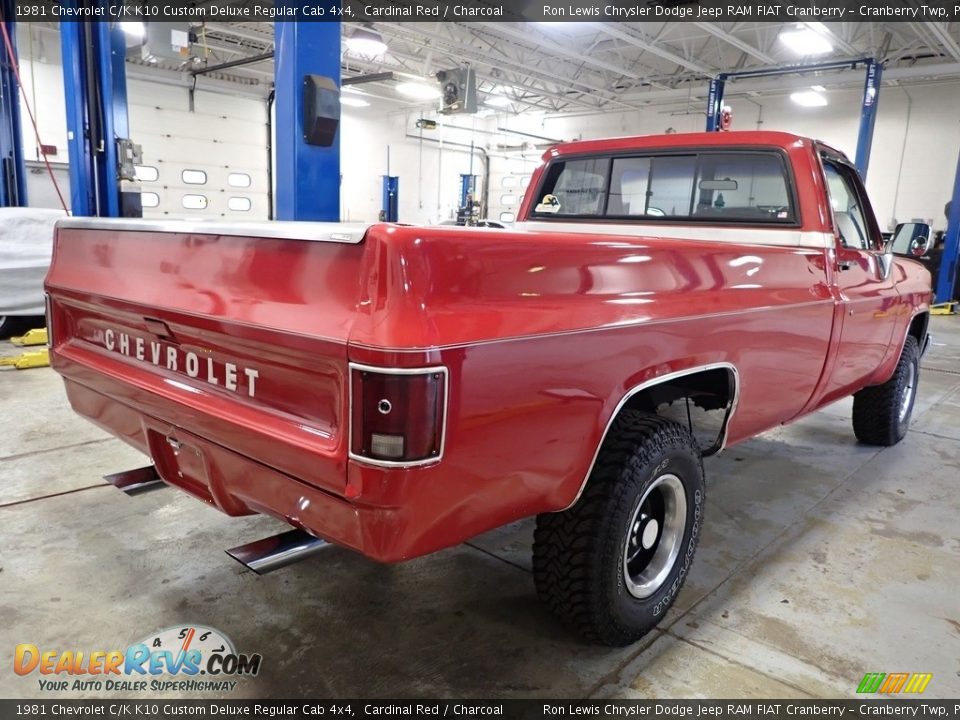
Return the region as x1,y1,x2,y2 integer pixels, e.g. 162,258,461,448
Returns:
303,75,341,147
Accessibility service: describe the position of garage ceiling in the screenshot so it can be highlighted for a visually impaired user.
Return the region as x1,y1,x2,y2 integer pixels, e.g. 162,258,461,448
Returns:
124,21,960,111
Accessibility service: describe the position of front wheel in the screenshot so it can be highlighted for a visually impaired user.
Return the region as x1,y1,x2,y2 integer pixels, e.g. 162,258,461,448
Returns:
533,412,704,646
852,335,920,446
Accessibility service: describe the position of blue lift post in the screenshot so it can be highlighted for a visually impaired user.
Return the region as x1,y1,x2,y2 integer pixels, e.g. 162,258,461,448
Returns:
0,0,27,207
853,60,882,179
274,20,341,221
459,174,475,208
705,76,726,132
60,14,133,217
381,176,398,222
937,153,960,303
705,59,879,179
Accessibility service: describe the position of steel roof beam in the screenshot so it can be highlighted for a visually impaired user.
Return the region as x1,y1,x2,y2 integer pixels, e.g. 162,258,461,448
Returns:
378,23,642,111
694,23,775,64
924,22,960,61
597,23,713,76
481,22,645,82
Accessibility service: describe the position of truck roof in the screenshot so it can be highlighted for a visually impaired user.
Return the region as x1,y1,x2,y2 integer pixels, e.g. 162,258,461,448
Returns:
545,130,816,159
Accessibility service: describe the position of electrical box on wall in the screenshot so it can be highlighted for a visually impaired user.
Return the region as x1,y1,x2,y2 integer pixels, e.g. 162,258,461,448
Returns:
437,68,477,115
303,75,340,147
141,23,191,64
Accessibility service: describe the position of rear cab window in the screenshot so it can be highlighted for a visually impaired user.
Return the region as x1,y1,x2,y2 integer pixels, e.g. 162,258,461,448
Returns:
530,149,797,225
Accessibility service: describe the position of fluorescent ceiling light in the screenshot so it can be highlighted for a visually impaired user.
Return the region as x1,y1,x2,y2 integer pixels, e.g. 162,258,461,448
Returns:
341,96,370,107
485,94,513,108
396,82,441,100
120,22,145,39
778,25,833,55
345,27,387,56
790,90,828,107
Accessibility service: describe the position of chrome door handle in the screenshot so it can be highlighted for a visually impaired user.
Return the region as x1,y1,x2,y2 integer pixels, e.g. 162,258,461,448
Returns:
838,260,856,271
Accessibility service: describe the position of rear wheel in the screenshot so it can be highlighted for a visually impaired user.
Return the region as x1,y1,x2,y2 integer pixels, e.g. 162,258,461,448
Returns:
0,316,21,340
852,335,920,446
533,412,704,646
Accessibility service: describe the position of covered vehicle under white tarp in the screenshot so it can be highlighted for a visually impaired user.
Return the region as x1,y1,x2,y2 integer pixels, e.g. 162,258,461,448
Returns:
0,208,65,334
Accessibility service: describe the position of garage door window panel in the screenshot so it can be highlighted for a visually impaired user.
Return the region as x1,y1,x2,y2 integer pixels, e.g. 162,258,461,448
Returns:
182,169,208,185
228,173,252,188
135,165,159,183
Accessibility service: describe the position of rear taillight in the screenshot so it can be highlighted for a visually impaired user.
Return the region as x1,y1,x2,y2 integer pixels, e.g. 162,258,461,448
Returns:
350,364,447,466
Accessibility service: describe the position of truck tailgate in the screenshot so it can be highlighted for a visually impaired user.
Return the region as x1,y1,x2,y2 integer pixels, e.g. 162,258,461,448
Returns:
46,219,370,499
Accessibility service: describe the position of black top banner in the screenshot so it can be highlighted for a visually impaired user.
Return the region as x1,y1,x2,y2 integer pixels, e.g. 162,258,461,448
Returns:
9,0,960,22
2,700,960,719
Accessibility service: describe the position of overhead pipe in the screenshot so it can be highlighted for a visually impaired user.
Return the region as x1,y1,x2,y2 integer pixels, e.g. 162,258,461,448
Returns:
191,51,274,76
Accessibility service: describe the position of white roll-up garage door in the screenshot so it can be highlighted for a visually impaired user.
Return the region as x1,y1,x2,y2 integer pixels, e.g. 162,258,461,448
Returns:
128,81,270,221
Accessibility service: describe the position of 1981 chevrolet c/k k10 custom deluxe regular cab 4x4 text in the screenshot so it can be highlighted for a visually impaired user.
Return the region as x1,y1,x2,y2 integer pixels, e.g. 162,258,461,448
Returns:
46,131,932,645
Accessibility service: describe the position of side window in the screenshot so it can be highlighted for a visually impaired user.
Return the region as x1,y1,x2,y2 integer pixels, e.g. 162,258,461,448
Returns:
531,157,609,217
823,161,872,251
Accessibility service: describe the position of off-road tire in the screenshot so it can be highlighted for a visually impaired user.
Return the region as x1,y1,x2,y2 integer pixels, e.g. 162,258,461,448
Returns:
0,316,17,340
852,335,920,446
533,411,705,646
0,315,44,340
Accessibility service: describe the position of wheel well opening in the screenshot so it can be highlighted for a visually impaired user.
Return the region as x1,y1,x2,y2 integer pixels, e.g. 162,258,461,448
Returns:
621,367,736,455
908,313,929,347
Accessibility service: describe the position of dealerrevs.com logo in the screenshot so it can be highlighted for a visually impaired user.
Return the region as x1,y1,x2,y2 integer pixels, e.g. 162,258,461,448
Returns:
15,625,262,693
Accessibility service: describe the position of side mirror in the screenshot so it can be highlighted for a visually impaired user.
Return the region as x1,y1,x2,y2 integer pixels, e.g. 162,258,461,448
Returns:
889,222,933,258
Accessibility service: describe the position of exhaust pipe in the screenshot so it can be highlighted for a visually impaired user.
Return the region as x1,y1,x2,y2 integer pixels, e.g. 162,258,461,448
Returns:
225,529,329,575
103,465,165,495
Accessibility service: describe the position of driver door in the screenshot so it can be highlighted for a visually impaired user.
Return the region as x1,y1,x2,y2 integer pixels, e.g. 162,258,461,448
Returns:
821,157,899,396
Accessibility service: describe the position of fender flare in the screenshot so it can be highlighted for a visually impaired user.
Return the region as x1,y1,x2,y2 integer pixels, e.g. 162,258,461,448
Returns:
562,362,740,511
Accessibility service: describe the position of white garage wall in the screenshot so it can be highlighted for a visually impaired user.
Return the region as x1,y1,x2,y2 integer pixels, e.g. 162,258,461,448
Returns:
340,107,487,224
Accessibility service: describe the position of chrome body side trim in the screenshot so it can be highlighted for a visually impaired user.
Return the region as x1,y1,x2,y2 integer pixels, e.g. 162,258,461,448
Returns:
55,217,371,244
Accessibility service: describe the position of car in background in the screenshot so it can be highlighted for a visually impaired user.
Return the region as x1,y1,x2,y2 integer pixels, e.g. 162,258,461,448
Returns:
0,208,63,338
889,222,959,301
438,218,507,228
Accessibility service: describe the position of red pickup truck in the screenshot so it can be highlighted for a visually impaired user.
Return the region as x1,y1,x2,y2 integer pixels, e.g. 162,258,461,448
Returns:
46,131,931,646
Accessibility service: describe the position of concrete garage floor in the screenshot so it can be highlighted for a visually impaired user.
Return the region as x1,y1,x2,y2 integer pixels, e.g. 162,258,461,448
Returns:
1,317,958,700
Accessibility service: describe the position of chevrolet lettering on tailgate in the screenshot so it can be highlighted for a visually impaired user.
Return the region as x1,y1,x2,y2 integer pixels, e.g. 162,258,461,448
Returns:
102,328,260,398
